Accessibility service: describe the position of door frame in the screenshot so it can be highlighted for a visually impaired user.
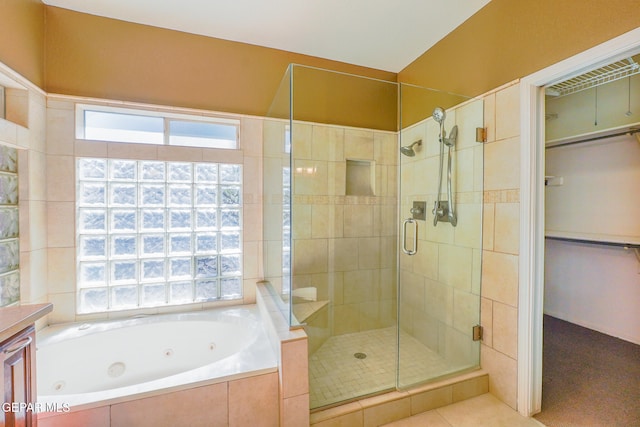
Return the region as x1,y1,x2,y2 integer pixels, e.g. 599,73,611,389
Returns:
517,26,640,417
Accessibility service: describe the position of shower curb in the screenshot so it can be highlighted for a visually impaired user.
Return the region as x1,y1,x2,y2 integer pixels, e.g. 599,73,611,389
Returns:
310,370,488,426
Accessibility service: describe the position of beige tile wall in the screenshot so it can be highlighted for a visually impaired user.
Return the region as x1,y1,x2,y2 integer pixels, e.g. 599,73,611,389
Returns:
261,118,288,296
256,282,310,427
480,81,521,409
0,67,50,310
290,122,398,341
38,373,279,427
44,95,264,323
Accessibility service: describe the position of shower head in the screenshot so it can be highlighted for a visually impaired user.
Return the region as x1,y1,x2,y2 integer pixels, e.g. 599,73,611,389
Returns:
400,139,422,157
400,146,416,157
432,107,446,124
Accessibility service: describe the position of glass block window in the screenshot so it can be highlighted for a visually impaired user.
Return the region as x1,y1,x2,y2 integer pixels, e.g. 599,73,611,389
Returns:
77,158,243,313
0,144,19,307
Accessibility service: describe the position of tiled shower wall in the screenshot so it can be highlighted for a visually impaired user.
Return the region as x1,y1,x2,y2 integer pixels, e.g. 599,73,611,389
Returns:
290,122,398,339
398,100,484,375
260,86,523,411
396,83,521,409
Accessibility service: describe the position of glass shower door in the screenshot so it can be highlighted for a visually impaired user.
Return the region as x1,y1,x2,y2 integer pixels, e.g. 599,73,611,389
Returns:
397,83,484,389
288,65,400,409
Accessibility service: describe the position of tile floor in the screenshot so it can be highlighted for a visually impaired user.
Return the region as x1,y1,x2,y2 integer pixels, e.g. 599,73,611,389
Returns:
309,327,474,409
382,393,546,427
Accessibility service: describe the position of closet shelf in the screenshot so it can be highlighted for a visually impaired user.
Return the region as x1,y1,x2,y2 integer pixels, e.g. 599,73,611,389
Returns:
545,123,640,149
546,57,640,98
545,230,640,248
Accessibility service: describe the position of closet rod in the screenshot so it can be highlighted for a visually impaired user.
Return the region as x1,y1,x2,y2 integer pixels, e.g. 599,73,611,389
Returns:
546,235,640,249
546,128,640,150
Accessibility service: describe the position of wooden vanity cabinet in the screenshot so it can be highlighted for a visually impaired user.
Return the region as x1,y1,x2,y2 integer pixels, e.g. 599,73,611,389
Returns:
0,326,37,427
0,303,52,427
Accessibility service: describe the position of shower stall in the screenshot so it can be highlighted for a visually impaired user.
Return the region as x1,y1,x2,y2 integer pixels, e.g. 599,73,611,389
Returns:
264,65,484,409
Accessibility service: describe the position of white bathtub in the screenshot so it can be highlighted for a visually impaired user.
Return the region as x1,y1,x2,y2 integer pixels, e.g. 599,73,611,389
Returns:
36,305,277,410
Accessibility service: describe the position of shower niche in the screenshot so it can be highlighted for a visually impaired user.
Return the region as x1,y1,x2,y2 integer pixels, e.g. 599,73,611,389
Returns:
264,64,484,409
345,159,375,196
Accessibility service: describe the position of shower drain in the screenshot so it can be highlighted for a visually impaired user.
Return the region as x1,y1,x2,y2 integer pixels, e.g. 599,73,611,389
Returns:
354,352,367,359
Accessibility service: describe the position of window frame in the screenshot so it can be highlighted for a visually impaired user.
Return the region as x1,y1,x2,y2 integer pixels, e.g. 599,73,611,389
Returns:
75,104,240,149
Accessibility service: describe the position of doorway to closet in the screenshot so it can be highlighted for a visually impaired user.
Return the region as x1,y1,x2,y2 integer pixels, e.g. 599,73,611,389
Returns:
534,56,640,427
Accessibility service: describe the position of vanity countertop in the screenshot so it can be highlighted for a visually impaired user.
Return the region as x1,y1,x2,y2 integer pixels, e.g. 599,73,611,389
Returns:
0,303,53,341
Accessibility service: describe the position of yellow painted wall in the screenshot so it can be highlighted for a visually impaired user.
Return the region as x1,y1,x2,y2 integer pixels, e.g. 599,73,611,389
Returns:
291,65,398,131
399,0,640,97
0,0,45,87
44,7,396,121
3,1,639,126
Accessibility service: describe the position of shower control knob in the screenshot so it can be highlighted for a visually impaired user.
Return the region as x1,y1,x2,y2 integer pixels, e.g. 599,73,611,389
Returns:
410,201,427,220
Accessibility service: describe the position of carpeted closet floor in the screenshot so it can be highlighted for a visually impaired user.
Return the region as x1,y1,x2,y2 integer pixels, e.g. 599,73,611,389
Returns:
534,315,640,427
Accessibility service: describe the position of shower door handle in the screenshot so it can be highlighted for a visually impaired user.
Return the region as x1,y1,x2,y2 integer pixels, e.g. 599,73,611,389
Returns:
402,218,417,255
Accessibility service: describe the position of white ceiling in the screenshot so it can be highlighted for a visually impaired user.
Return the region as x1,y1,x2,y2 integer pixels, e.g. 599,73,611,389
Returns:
42,0,490,73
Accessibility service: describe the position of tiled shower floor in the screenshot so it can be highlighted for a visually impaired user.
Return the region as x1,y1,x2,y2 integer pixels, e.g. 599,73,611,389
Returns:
309,327,454,409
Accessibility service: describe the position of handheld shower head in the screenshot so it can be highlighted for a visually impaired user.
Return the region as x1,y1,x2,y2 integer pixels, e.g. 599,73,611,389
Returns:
400,139,422,157
432,107,446,124
444,125,457,147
